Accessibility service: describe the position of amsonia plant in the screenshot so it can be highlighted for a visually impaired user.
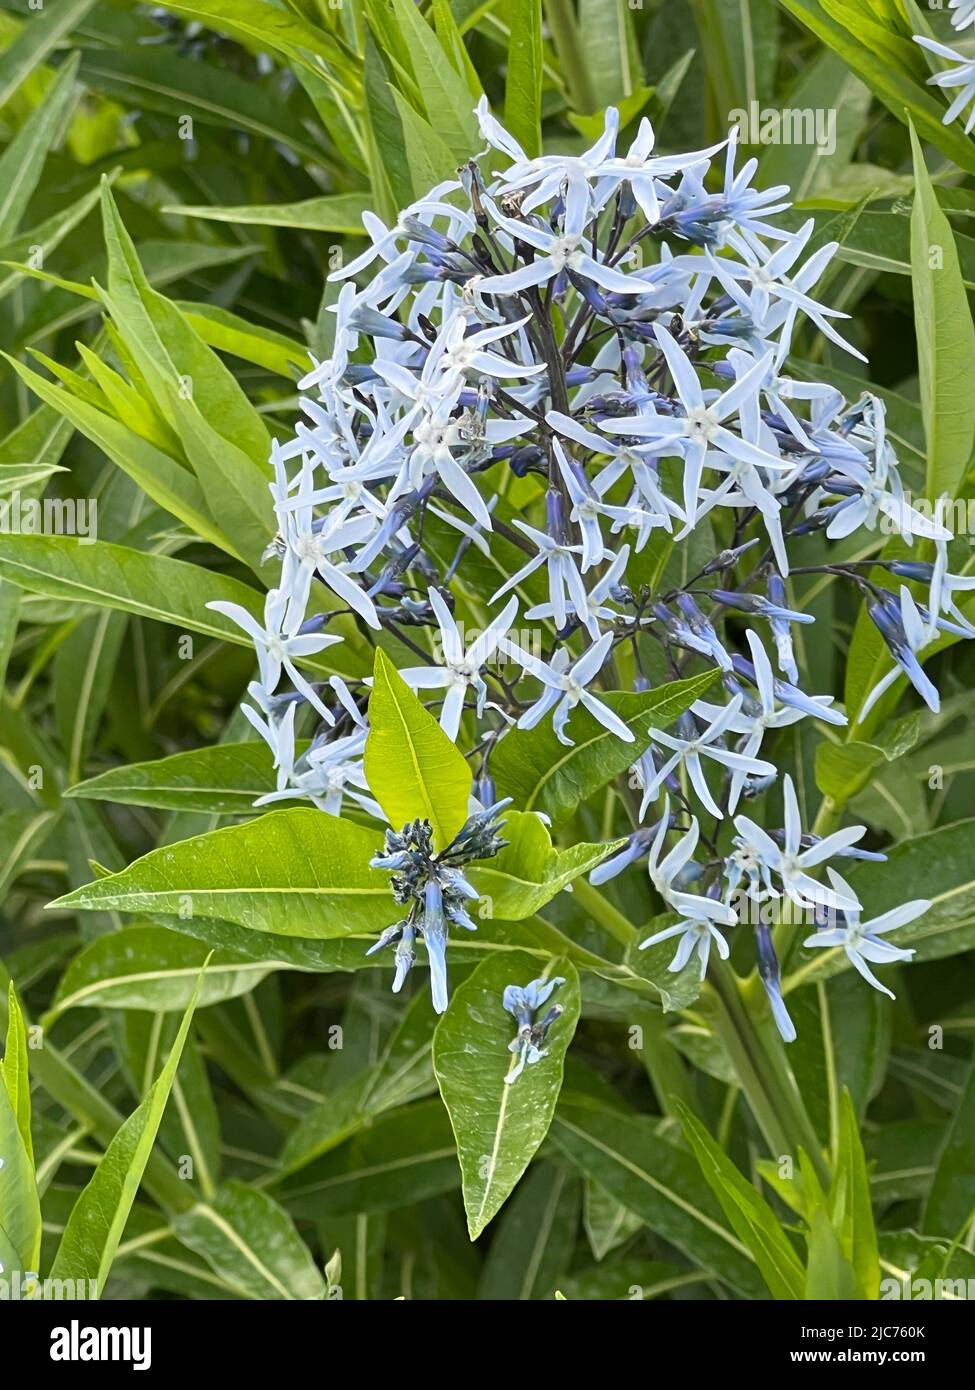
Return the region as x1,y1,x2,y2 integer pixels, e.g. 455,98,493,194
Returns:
1,0,975,1307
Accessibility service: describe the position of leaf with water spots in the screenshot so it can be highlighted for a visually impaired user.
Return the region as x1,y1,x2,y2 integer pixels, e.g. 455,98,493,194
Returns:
433,950,580,1239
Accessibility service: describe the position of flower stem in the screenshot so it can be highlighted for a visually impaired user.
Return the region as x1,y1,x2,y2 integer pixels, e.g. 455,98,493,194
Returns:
708,961,830,1188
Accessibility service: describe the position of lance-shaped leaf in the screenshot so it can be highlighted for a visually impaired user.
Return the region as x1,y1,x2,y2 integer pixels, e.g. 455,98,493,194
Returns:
48,971,203,1295
66,740,296,815
675,1101,806,1300
433,951,580,1239
48,925,290,1019
0,53,81,241
0,534,266,645
491,670,717,828
0,1073,40,1277
276,1098,459,1219
0,985,39,1277
173,1181,326,1300
829,1090,880,1298
1,983,32,1164
365,647,472,849
550,1101,765,1297
924,1053,975,1241
52,809,401,939
910,121,975,503
467,809,623,921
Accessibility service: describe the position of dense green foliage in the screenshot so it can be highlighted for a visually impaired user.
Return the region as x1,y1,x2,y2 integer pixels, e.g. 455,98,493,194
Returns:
1,0,974,1302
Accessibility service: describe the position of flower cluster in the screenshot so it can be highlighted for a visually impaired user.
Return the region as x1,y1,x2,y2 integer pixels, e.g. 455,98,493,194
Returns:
502,975,565,1083
914,2,975,132
365,802,509,1012
211,99,967,1030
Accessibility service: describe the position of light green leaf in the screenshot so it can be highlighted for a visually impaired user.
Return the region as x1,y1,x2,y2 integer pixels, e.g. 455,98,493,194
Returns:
166,193,371,234
388,0,479,159
676,1102,806,1299
815,711,921,807
0,0,95,109
0,1067,40,1276
0,54,80,241
829,1089,880,1298
48,973,203,1295
0,534,268,646
391,90,459,200
910,120,975,502
364,647,472,849
1,983,32,1166
504,0,543,158
467,810,622,920
434,952,579,1238
805,1205,860,1299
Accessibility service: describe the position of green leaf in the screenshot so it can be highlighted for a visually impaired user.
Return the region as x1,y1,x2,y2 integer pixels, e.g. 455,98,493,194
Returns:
491,670,717,827
387,0,479,159
277,1098,459,1218
78,47,325,164
676,1102,806,1299
66,740,291,815
815,711,921,806
578,0,640,108
924,1053,975,1239
829,1089,880,1297
166,193,371,234
173,1181,326,1300
145,0,359,94
0,54,81,241
49,925,286,1018
0,534,269,647
0,1064,40,1276
48,972,203,1295
805,1205,860,1299
778,0,975,176
391,90,460,200
689,0,780,116
467,810,622,920
279,991,436,1173
504,0,543,158
364,647,472,849
177,303,309,378
550,1101,766,1296
1,983,32,1165
477,1161,582,1298
434,952,579,1238
0,0,95,109
759,51,870,200
52,809,401,939
909,121,975,503
98,185,274,570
